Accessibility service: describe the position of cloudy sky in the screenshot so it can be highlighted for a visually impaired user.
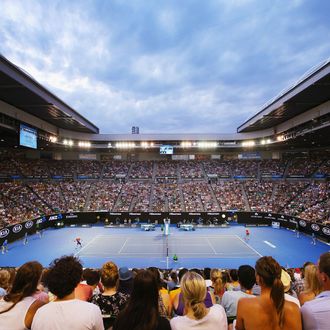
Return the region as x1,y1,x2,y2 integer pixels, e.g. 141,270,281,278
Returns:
0,0,329,134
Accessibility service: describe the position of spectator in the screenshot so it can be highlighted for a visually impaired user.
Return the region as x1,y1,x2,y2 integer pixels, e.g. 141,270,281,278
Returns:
236,256,301,330
166,271,179,291
293,261,314,296
221,265,256,318
298,264,322,306
226,269,240,291
301,252,330,330
117,266,133,295
169,268,188,306
148,267,171,318
0,261,45,330
204,267,212,287
83,268,102,295
91,262,129,329
31,256,103,330
113,270,171,330
170,271,227,330
209,268,225,303
0,269,11,297
281,269,300,307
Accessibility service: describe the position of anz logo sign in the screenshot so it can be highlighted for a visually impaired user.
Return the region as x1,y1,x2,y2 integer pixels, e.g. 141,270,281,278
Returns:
25,221,34,229
0,228,10,238
12,224,23,233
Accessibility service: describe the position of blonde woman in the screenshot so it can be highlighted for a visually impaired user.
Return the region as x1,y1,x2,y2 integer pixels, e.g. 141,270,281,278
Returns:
170,271,227,330
209,269,225,304
298,264,322,306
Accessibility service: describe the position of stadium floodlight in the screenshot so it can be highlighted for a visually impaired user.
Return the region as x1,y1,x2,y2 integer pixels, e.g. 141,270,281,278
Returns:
63,139,74,146
197,141,217,148
78,141,91,148
49,136,58,143
181,141,192,148
141,142,149,148
242,140,255,147
116,142,136,149
276,135,284,142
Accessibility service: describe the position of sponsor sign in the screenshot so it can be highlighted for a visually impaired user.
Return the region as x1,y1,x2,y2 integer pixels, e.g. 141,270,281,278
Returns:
25,221,34,229
12,224,22,233
322,227,330,236
311,224,320,232
0,228,10,238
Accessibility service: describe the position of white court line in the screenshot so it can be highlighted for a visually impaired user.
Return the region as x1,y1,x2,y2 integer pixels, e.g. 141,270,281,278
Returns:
74,235,101,257
206,238,217,255
118,238,130,254
264,241,276,248
235,235,263,257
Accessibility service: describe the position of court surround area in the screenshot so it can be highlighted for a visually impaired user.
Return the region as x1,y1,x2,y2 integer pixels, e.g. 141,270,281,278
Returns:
1,224,329,269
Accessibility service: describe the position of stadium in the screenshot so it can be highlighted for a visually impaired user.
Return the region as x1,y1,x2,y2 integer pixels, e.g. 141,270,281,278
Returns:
0,54,329,271
0,2,330,328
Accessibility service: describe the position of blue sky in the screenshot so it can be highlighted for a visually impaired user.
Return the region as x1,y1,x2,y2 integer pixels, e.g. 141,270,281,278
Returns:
0,0,329,134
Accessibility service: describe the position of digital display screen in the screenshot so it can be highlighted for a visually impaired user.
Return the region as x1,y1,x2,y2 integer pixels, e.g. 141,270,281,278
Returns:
20,124,37,149
160,145,173,154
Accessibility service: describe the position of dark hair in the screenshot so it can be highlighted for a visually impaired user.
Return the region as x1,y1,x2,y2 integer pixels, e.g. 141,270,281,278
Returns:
170,271,178,283
45,256,82,299
229,269,239,282
114,270,159,330
147,267,162,288
204,267,211,280
255,256,284,327
178,268,188,281
83,268,100,286
319,252,330,277
1,261,43,314
238,265,255,290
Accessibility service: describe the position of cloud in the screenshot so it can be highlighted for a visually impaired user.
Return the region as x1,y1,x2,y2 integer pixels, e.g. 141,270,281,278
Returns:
0,0,329,134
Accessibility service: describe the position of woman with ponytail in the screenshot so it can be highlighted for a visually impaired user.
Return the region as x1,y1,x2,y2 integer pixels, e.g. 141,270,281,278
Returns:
236,256,302,330
170,271,227,330
0,261,46,330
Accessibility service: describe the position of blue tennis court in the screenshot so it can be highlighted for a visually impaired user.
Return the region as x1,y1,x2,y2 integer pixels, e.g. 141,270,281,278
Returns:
1,225,329,269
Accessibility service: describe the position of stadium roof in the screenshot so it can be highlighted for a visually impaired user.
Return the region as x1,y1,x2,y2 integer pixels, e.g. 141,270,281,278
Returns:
238,58,330,133
0,54,99,134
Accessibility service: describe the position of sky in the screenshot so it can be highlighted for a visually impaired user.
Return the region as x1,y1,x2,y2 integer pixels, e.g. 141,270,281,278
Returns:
0,0,329,134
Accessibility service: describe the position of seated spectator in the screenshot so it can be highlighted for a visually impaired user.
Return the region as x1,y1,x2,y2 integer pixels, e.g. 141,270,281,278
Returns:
298,264,322,306
31,256,103,330
301,252,330,330
0,269,11,297
113,270,171,330
293,261,314,296
148,267,171,318
221,265,256,318
236,256,301,330
166,271,179,291
170,271,227,330
83,268,102,295
169,268,188,306
226,269,240,291
75,268,94,301
117,266,133,295
91,262,128,329
0,261,45,330
209,268,225,303
281,269,300,307
204,267,212,287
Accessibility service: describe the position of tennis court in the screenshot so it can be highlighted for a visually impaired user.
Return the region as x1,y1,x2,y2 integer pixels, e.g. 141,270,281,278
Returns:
1,225,329,269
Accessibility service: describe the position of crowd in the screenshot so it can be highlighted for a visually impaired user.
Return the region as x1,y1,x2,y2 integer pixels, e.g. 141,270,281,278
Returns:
0,157,329,180
1,177,329,227
244,180,274,212
0,157,329,227
0,252,329,329
211,181,246,211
